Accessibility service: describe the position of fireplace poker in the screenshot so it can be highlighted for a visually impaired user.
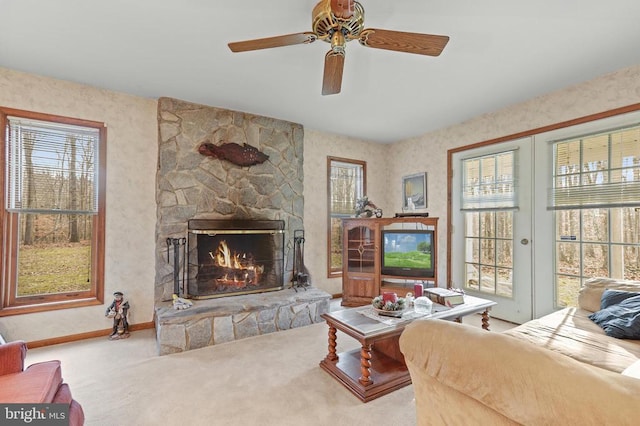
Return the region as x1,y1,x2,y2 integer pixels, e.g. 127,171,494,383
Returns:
291,229,310,292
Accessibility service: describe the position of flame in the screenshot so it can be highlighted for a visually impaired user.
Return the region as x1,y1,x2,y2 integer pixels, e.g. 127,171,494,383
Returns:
215,240,242,268
209,240,264,286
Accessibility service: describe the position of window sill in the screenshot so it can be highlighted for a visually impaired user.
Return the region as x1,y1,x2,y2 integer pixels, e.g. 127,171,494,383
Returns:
0,297,103,317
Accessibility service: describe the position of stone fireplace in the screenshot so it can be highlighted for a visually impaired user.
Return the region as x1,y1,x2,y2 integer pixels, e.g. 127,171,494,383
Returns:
154,97,305,302
153,98,330,355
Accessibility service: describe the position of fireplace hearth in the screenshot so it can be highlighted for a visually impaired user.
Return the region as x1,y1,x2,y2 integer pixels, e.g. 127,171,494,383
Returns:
187,219,285,299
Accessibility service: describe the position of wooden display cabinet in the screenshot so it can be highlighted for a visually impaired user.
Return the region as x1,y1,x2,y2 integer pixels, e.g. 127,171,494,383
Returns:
341,217,439,307
341,219,380,307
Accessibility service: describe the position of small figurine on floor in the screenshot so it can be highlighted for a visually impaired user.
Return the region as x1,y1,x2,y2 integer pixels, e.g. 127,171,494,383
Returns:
106,291,130,340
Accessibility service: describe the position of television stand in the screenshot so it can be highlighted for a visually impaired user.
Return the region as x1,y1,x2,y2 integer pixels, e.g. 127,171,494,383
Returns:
340,217,439,307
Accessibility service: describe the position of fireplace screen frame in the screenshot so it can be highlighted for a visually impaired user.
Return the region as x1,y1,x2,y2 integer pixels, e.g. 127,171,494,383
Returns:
186,219,286,299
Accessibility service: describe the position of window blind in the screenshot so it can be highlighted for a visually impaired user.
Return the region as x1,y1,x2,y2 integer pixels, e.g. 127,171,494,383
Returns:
5,116,100,214
461,150,518,211
548,125,640,210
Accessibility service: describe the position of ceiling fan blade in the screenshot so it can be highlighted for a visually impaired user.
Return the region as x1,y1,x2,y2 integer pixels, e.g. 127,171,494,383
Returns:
228,32,317,52
322,50,345,96
359,28,449,56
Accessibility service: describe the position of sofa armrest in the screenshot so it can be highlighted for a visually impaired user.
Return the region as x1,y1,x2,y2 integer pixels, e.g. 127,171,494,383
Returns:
400,319,640,426
0,340,27,376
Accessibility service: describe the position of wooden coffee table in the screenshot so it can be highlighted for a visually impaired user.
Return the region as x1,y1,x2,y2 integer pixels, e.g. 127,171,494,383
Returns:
319,295,496,402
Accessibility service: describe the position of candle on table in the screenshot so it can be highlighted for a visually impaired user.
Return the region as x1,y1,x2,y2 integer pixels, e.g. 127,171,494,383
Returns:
382,292,398,303
414,283,423,298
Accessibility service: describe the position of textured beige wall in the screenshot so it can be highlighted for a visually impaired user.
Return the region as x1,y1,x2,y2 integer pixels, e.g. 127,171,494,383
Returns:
2,63,639,341
389,64,640,286
303,129,390,295
0,67,158,342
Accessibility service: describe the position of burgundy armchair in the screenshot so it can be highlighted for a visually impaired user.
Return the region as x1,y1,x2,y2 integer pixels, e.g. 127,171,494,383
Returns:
0,340,84,425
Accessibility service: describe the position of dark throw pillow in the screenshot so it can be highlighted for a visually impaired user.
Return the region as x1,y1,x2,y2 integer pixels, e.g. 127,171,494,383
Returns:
599,289,640,309
589,292,640,339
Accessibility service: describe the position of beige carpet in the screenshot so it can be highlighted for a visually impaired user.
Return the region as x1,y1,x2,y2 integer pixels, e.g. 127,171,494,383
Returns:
25,323,418,426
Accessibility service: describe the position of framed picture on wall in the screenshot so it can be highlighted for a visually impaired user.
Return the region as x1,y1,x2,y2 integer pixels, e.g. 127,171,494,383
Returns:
402,173,427,209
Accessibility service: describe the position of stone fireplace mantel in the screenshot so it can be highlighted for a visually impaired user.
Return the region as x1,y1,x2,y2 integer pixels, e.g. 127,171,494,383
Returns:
155,288,330,355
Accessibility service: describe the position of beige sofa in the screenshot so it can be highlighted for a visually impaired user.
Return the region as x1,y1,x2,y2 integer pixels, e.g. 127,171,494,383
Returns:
399,278,640,425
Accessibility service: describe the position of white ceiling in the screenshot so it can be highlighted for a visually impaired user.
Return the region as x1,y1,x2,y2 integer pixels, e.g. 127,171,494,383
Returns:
1,0,640,143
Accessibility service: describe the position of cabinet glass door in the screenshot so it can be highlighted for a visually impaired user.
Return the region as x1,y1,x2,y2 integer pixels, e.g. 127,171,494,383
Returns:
346,225,376,273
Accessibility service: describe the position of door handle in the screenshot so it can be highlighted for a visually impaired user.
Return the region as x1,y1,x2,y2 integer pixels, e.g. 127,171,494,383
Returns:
520,238,529,245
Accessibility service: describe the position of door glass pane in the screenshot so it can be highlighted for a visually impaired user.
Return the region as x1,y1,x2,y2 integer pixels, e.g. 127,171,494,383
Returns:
556,242,580,276
480,211,494,237
557,275,581,308
480,266,496,293
496,267,513,297
583,243,609,277
612,207,639,244
496,240,512,268
496,211,512,238
465,238,479,263
582,209,608,242
581,134,609,186
480,239,495,264
463,210,514,298
464,211,479,236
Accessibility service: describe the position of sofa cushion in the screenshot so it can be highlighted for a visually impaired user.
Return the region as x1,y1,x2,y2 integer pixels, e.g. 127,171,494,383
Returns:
0,360,62,403
589,293,640,339
578,277,640,312
504,307,640,373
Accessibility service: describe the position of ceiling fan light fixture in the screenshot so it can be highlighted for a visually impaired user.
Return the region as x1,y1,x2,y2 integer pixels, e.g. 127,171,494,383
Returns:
228,0,449,95
330,31,346,53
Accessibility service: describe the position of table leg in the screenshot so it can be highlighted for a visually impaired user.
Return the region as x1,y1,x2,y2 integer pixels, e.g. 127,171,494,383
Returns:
358,344,373,386
481,308,491,331
324,324,338,362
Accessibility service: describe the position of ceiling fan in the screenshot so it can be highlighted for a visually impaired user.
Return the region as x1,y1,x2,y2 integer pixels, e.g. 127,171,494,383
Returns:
228,0,450,95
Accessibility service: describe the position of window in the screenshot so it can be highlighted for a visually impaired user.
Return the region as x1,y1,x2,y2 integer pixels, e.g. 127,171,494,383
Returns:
327,157,366,278
1,108,106,315
461,150,517,297
550,124,640,307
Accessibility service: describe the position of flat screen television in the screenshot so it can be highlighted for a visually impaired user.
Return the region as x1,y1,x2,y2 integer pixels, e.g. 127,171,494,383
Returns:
380,229,435,278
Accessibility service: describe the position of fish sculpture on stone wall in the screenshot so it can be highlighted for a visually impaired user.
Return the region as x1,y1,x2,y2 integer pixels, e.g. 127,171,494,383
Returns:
198,141,269,167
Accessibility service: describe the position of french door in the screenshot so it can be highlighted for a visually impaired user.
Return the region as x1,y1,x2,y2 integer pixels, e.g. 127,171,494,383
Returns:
451,138,533,324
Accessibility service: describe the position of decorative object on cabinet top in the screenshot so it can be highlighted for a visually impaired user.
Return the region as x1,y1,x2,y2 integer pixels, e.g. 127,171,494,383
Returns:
355,196,382,218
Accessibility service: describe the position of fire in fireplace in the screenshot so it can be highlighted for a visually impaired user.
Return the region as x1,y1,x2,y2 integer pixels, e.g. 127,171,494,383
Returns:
209,240,264,286
187,219,285,299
